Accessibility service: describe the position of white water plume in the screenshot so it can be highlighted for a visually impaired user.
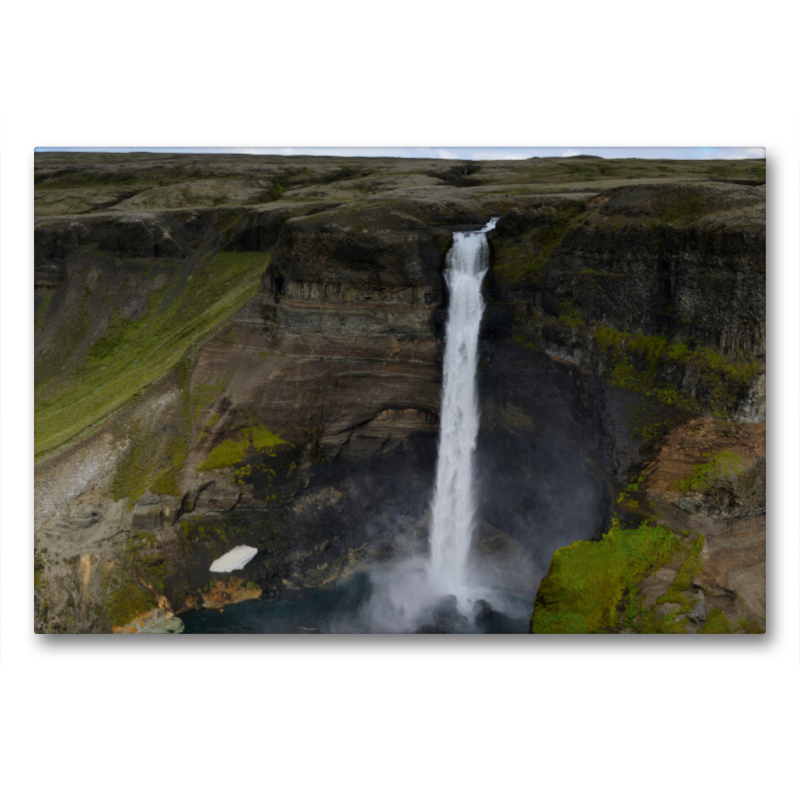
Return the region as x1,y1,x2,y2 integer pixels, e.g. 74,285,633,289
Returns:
428,218,499,599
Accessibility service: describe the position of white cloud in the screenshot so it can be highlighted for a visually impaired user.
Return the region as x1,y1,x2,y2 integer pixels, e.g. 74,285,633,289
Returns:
718,147,766,159
561,148,582,157
469,150,527,160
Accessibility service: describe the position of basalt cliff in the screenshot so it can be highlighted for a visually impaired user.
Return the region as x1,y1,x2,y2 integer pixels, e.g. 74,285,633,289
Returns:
34,153,765,633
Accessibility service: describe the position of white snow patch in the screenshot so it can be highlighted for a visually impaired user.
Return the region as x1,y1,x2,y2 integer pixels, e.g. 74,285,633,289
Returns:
209,545,258,572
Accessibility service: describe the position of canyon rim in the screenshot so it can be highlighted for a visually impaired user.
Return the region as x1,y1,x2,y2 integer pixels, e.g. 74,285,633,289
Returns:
33,149,766,634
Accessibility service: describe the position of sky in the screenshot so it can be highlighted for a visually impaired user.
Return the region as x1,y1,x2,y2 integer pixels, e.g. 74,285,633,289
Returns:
34,146,765,160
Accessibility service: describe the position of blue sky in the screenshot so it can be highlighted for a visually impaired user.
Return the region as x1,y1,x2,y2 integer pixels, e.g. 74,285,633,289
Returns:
36,146,765,160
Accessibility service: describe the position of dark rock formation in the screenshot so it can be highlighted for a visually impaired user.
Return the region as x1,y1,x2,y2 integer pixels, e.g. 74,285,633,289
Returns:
34,264,64,288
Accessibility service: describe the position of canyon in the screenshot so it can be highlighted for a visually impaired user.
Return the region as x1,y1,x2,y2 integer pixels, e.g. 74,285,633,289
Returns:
33,152,766,633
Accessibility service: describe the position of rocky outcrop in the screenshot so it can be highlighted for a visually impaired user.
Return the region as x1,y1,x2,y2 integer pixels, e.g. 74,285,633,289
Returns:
531,416,766,634
34,264,65,288
113,608,184,634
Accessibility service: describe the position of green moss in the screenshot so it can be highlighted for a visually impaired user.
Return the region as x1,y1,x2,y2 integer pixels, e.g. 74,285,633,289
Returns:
668,342,690,359
656,533,705,613
150,470,180,496
107,579,158,629
669,533,704,592
674,451,743,493
110,421,155,505
559,309,585,327
493,204,585,284
531,522,679,634
192,379,227,426
589,326,761,417
197,411,222,446
198,423,286,473
735,617,765,634
700,608,732,634
137,552,168,594
110,365,192,506
656,189,713,225
34,289,55,332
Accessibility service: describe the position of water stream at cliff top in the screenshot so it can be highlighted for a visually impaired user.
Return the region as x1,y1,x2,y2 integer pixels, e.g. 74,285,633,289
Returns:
428,218,498,599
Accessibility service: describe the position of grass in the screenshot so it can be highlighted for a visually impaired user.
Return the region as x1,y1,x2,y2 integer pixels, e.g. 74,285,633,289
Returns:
531,522,679,634
34,251,270,458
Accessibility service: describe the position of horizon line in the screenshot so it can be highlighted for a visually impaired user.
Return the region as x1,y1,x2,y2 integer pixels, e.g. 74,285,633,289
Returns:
34,146,766,161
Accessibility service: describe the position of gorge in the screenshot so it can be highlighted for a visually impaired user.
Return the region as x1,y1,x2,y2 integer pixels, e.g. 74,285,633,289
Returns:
33,152,766,634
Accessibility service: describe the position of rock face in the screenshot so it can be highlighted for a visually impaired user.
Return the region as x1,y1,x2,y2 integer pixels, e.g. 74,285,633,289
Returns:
485,183,765,423
33,153,766,633
535,184,765,357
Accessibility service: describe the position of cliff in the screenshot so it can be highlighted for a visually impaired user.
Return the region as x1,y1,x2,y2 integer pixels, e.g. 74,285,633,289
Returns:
33,152,765,633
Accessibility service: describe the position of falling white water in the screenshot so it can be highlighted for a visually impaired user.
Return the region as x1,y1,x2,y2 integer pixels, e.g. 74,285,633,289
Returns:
429,218,499,597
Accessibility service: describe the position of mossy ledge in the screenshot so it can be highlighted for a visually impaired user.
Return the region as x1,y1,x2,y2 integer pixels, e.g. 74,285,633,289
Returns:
531,522,679,634
510,318,762,421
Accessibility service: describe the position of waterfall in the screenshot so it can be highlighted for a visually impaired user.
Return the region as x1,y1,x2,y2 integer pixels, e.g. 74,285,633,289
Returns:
429,218,499,596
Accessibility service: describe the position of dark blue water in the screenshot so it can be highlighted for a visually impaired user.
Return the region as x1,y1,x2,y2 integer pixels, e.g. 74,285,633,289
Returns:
180,571,528,634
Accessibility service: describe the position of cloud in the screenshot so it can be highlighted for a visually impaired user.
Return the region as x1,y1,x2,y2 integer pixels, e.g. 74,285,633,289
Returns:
561,148,582,157
468,150,527,161
719,147,765,159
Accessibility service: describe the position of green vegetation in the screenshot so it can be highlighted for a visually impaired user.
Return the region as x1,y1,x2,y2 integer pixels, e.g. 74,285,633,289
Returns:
198,423,287,472
673,451,743,492
531,524,719,634
531,522,678,634
493,204,585,284
192,378,228,426
108,349,194,504
136,552,168,595
110,420,160,504
107,579,158,629
34,152,765,202
179,517,231,546
700,608,732,634
35,251,270,458
655,534,705,614
590,326,761,417
735,617,765,634
34,289,55,332
559,306,586,328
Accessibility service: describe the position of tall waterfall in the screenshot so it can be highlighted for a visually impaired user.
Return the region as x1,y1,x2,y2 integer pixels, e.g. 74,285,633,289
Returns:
429,218,499,595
